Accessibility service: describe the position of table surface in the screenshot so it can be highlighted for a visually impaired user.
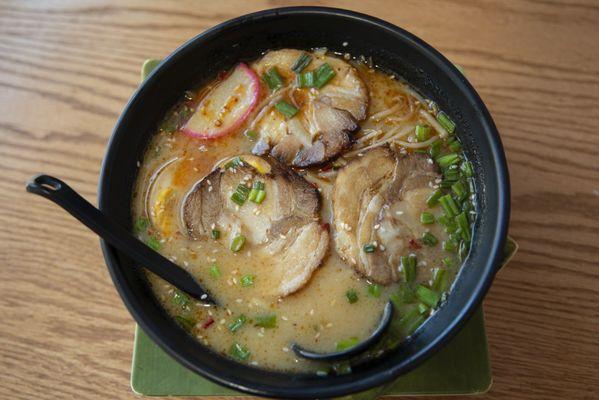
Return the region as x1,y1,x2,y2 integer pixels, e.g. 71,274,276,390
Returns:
1,1,598,399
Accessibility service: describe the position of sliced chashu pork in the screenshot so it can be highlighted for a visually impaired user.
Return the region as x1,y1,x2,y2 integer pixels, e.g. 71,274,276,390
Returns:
181,155,329,297
333,147,440,284
250,49,369,167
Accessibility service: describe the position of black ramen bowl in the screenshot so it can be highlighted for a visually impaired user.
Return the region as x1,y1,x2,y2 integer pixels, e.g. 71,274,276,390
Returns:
99,6,509,399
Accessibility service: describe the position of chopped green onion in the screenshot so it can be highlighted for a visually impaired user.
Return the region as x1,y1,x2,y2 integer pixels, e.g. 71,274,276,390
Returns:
452,180,468,200
230,235,246,252
415,124,431,142
345,289,359,304
436,111,456,134
275,100,299,118
209,262,221,279
429,140,442,158
448,139,462,152
390,283,416,307
296,71,315,88
262,67,283,91
248,181,266,203
291,53,312,73
254,190,266,204
442,257,453,268
363,243,376,253
426,189,444,207
432,268,449,292
442,240,456,252
443,167,460,182
460,161,474,177
228,314,247,332
401,254,417,283
231,184,250,206
336,337,359,351
422,232,438,246
229,343,251,361
175,315,195,330
439,194,460,217
367,283,381,298
172,289,190,307
417,303,429,314
420,212,435,225
456,212,471,241
245,130,258,140
315,369,329,377
254,314,277,328
240,274,255,287
211,229,220,240
134,217,149,233
224,156,244,170
436,153,461,169
416,285,440,308
398,307,427,336
314,63,336,88
146,236,161,251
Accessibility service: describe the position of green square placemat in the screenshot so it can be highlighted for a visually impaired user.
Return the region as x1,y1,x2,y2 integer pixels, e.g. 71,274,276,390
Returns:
131,307,491,397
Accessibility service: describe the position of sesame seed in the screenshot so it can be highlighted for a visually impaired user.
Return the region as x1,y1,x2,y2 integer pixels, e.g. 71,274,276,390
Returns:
282,347,289,352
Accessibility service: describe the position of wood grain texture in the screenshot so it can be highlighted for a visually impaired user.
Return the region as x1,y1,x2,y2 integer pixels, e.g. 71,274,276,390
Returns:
0,0,598,399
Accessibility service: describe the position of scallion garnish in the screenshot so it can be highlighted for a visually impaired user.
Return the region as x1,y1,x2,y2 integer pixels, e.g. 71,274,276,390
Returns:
134,217,149,233
451,180,468,200
363,243,376,253
426,189,443,207
432,269,448,292
442,240,456,252
436,111,456,134
429,140,442,158
240,274,255,287
291,53,312,73
229,343,251,361
175,315,195,331
296,71,315,88
455,212,471,241
459,239,470,261
314,63,336,88
172,289,190,307
263,66,284,91
231,184,250,206
224,156,244,170
211,229,220,240
346,289,359,304
448,139,461,152
415,124,431,142
420,212,435,225
146,236,161,251
436,153,461,169
417,303,429,314
390,283,415,307
209,262,221,279
248,181,266,204
416,285,440,308
228,314,247,332
401,254,417,283
230,235,246,252
254,314,277,328
442,257,453,268
336,337,359,351
422,232,438,246
439,194,460,217
245,130,258,140
367,283,381,298
460,161,474,177
275,100,299,118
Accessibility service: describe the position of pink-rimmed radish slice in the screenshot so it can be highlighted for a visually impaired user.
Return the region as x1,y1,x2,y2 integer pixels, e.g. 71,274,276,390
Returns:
182,63,260,139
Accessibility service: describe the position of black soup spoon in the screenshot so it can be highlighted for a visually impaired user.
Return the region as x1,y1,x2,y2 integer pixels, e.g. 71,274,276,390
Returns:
26,174,216,304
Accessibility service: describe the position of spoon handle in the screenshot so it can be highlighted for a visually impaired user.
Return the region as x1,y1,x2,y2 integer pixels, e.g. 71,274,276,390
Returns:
26,174,215,303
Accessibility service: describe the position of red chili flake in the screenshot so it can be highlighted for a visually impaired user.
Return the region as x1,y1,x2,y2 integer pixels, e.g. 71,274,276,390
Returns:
217,70,228,80
202,317,215,329
409,238,422,250
320,163,333,172
320,223,330,232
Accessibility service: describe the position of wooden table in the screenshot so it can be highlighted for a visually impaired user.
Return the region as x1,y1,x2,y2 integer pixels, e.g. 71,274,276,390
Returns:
1,1,598,399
